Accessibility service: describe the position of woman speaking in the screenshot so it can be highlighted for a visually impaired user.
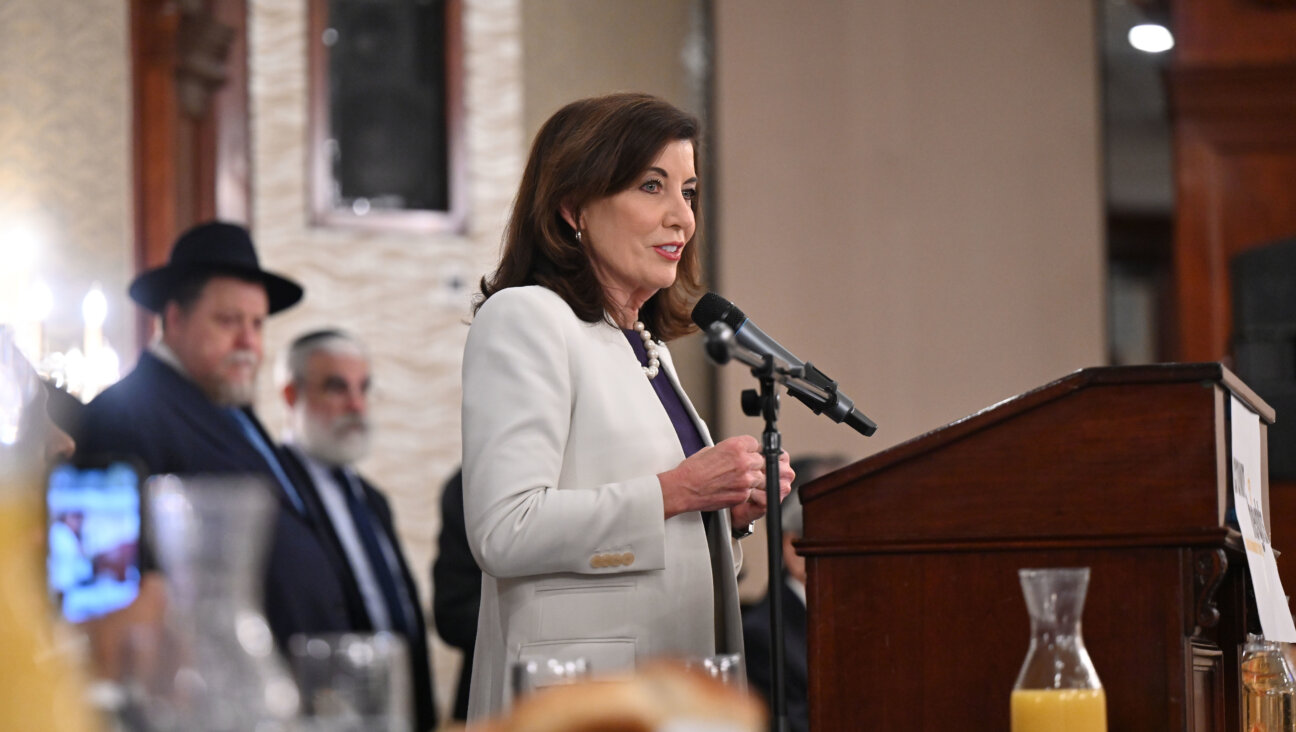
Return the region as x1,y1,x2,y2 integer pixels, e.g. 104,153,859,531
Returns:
462,93,793,719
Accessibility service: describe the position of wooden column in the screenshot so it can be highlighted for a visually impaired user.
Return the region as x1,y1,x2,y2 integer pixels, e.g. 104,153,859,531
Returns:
1168,0,1296,363
130,0,249,347
1166,0,1296,659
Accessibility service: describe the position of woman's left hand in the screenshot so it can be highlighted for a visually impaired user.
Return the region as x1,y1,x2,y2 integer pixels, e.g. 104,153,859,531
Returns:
730,450,794,528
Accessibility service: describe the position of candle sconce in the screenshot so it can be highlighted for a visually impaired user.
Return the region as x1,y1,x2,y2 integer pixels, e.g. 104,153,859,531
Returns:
0,267,121,403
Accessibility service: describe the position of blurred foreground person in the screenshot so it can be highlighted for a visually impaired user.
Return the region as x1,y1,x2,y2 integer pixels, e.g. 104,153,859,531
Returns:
278,329,437,731
462,93,793,718
0,331,100,730
475,662,766,732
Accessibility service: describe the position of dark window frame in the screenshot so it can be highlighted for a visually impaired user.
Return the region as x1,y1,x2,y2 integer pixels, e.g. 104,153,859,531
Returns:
306,0,466,233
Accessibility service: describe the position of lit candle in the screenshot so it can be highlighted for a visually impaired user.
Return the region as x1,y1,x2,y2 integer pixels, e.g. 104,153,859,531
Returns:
0,225,41,362
82,285,107,395
20,280,53,367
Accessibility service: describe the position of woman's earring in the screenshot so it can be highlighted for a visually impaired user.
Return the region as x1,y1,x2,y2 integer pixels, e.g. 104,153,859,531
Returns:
575,230,583,243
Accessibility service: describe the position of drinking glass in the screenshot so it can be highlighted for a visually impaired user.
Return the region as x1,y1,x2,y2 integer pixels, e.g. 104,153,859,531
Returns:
289,632,411,732
509,657,590,702
685,653,744,687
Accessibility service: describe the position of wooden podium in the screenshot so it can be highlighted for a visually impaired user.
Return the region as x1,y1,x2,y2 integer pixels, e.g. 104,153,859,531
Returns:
798,364,1275,731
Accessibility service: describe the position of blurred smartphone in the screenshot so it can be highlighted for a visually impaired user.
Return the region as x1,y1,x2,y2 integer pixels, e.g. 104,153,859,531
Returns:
45,455,143,623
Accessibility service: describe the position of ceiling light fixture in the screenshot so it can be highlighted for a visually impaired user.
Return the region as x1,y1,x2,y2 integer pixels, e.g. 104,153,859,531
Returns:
1128,23,1174,54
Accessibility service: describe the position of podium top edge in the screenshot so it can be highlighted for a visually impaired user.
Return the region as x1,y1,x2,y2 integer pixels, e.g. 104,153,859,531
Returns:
800,361,1274,504
1068,362,1272,420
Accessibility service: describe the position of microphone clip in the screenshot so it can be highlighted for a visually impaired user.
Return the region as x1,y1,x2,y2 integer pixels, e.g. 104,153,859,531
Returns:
784,364,877,436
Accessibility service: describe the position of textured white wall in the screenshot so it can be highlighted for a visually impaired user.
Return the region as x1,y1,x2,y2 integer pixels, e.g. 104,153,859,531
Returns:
249,0,524,716
0,0,133,371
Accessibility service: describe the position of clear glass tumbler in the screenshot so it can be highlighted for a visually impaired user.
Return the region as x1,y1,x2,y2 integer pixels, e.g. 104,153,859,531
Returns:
509,657,590,703
1240,634,1296,732
289,631,411,732
685,652,745,687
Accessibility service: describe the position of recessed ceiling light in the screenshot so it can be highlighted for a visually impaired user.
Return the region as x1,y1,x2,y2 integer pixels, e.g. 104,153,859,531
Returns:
1128,23,1174,54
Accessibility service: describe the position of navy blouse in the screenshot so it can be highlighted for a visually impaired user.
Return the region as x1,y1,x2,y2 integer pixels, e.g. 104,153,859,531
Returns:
623,329,705,458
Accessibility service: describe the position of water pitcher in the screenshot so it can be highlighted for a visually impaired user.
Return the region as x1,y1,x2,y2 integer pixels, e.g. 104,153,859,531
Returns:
124,474,299,731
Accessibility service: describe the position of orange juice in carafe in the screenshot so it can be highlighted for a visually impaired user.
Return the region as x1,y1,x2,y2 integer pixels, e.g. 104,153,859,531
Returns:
1012,568,1107,732
1011,688,1107,732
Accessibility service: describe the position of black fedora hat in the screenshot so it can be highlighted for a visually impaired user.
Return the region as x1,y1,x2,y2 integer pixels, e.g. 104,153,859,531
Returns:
128,221,304,314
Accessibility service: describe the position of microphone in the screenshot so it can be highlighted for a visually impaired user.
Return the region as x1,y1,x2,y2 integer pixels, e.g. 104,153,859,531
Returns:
691,293,801,370
691,293,877,437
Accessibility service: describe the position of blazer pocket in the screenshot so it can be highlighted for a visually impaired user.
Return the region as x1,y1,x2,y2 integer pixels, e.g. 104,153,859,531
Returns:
535,578,635,594
533,579,638,641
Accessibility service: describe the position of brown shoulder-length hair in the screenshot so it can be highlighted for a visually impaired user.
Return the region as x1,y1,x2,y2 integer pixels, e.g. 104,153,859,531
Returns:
475,92,703,341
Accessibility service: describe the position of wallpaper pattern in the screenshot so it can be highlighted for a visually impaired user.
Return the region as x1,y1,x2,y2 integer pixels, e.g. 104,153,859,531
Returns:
249,0,523,712
0,0,133,366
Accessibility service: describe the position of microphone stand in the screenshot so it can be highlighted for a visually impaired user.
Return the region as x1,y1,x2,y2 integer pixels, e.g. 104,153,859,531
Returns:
741,353,791,732
702,320,874,732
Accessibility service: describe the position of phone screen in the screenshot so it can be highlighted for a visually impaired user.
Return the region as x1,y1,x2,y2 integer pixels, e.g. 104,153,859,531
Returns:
46,458,142,622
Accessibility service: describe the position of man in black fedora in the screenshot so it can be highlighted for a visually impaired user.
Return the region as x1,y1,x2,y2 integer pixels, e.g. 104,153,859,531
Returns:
77,221,371,653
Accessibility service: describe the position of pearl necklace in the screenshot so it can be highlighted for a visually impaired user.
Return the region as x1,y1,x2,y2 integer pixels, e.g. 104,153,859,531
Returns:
633,321,661,379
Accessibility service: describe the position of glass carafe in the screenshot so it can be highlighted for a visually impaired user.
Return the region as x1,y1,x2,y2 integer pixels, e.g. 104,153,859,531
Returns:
123,474,299,731
1011,567,1107,732
1240,635,1296,732
0,333,100,730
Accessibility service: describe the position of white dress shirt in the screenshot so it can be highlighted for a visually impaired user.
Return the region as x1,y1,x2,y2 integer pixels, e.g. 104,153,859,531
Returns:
283,443,392,630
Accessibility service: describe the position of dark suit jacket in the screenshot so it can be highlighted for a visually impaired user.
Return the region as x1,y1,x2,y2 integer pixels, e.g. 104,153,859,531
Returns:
76,351,367,647
742,581,808,732
431,468,480,721
280,447,438,732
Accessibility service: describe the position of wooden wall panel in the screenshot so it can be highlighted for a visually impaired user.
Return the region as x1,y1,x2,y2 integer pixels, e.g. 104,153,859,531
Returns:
1172,0,1296,67
1167,0,1296,651
1168,0,1296,363
130,0,248,347
1171,97,1296,361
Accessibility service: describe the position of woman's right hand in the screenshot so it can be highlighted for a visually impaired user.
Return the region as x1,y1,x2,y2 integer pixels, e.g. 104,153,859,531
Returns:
658,436,765,519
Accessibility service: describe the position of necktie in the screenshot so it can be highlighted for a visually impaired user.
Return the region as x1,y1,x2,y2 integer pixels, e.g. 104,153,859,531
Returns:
227,408,307,515
333,467,415,636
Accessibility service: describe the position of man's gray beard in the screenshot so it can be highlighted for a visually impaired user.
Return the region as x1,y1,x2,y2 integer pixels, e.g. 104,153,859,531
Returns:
297,409,370,466
215,379,257,407
212,350,260,407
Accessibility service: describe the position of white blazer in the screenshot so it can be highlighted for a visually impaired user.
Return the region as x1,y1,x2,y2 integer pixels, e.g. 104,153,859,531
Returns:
461,286,744,720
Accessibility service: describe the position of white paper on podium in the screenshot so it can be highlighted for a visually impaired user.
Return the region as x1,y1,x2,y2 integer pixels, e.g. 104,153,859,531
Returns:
1231,395,1296,642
